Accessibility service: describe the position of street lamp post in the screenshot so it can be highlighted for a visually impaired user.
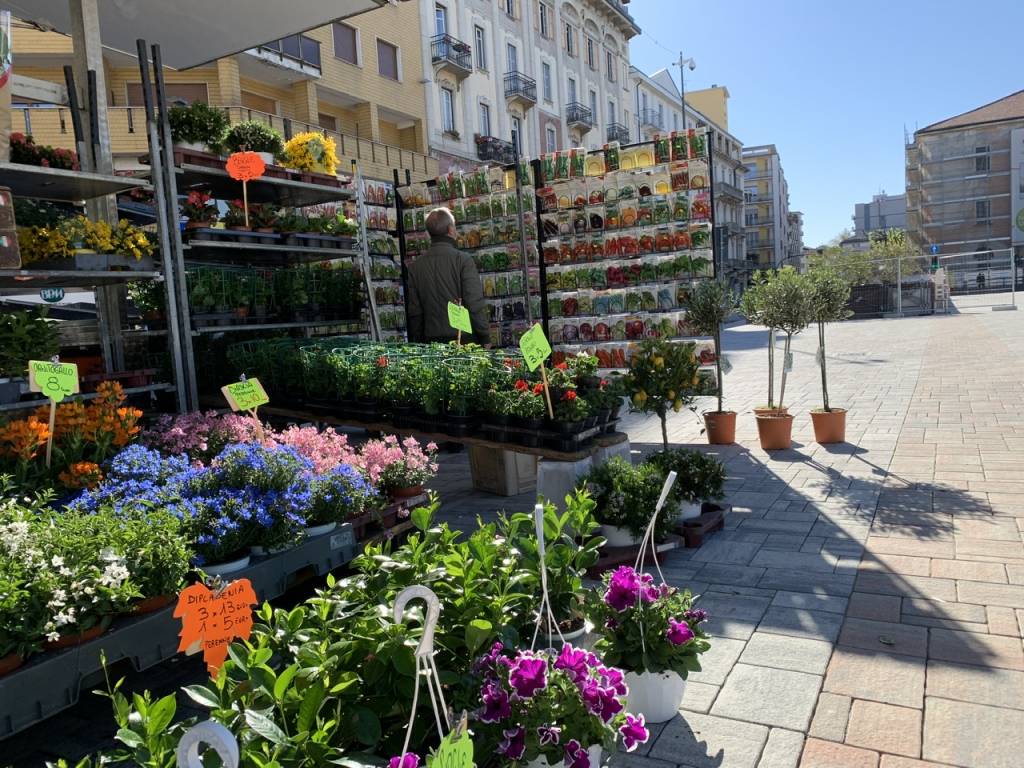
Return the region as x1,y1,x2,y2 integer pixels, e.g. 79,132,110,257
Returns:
676,53,695,129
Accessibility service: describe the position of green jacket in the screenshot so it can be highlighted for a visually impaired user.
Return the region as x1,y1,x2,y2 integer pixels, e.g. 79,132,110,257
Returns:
406,235,490,345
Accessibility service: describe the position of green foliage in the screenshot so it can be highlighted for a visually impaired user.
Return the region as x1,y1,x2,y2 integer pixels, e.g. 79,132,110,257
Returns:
167,101,229,148
756,266,813,336
0,307,59,378
222,120,285,156
583,456,673,540
808,229,925,286
807,265,853,324
686,280,735,411
645,448,726,505
623,338,700,450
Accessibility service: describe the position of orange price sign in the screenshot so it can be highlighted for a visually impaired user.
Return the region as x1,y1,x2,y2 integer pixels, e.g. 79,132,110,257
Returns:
174,578,258,676
226,151,266,182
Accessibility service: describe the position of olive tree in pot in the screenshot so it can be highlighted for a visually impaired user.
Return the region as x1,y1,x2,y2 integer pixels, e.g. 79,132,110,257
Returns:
807,265,852,443
753,267,812,451
739,271,780,415
687,279,737,443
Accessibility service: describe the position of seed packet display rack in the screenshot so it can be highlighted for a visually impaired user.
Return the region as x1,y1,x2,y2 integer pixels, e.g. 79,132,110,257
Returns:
394,160,542,348
361,177,407,339
535,131,720,375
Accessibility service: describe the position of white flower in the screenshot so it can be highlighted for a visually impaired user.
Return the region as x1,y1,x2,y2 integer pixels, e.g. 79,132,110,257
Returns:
46,631,60,643
99,562,130,587
59,566,72,577
54,608,75,626
51,555,64,568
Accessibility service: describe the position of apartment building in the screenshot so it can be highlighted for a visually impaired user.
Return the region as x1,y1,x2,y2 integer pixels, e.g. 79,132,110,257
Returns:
852,192,907,237
11,2,436,180
786,211,804,268
629,68,747,285
742,144,791,270
906,90,1024,268
419,0,639,173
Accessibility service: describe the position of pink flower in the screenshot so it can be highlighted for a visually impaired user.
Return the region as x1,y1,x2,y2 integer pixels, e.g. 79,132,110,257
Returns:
498,727,526,761
389,754,419,768
618,714,649,752
666,618,695,646
564,740,590,768
508,652,548,699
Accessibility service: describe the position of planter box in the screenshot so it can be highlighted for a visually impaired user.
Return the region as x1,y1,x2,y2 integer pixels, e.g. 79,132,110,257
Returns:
468,445,537,496
674,502,729,548
31,253,155,272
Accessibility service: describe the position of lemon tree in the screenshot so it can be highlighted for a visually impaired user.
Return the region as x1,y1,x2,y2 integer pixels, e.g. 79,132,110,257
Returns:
624,339,700,450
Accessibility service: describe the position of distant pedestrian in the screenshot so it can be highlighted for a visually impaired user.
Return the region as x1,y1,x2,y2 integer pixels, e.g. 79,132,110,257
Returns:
977,273,986,290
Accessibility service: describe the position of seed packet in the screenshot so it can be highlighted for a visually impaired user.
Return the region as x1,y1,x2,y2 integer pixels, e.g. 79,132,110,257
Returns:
641,262,658,282
608,291,625,314
547,269,563,292
590,267,608,290
479,222,494,247
693,250,714,276
619,234,638,258
572,239,591,263
606,264,626,288
482,276,496,298
402,209,415,231
625,289,641,312
676,283,691,306
689,129,707,159
671,132,688,162
625,317,645,340
656,257,676,281
561,268,578,290
620,202,638,228
638,230,655,255
618,176,637,199
415,208,426,230
590,235,605,260
543,241,560,266
575,267,591,289
690,191,711,220
670,162,689,191
525,243,539,266
541,214,560,240
522,187,535,214
611,320,627,341
672,193,690,222
541,154,556,183
604,235,621,258
559,239,573,263
555,151,571,180
642,290,657,312
656,316,676,339
604,182,619,203
653,196,671,225
436,174,451,200
604,143,620,172
572,210,588,235
570,148,586,178
587,178,605,205
529,273,541,293
497,274,511,297
587,205,605,231
508,272,524,295
654,134,671,164
549,320,565,344
594,321,612,343
578,292,594,316
655,227,674,253
605,200,621,230
519,159,533,186
637,198,654,226
562,321,580,342
579,322,595,342
562,293,579,317
658,284,676,311
586,154,606,177
523,214,537,241
558,212,573,237
594,292,610,316
674,227,692,251
690,222,712,248
569,180,587,209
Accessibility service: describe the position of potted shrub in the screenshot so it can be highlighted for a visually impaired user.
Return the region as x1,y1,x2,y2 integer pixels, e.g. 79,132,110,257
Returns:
807,266,852,443
221,199,258,241
645,449,726,521
752,267,812,451
551,389,589,434
180,191,217,230
0,308,58,404
306,463,378,536
357,435,438,499
740,271,780,415
248,203,279,241
222,120,284,165
583,457,672,547
281,131,339,176
586,566,710,723
511,385,547,447
167,101,229,153
127,280,166,327
623,338,700,451
687,279,737,444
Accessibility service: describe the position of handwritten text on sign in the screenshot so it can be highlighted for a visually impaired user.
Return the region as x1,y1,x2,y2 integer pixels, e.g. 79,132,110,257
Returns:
447,301,472,334
428,729,474,768
174,579,258,675
28,360,79,402
221,378,269,412
519,323,552,372
225,151,266,182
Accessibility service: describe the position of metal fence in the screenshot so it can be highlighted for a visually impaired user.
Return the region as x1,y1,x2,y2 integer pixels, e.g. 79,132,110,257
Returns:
936,248,1018,310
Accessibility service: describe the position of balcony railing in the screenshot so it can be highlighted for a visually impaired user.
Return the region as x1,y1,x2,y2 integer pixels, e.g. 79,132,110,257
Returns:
716,181,744,202
565,101,594,130
639,108,664,131
250,33,322,76
504,71,537,104
476,135,516,164
430,33,472,75
606,122,630,144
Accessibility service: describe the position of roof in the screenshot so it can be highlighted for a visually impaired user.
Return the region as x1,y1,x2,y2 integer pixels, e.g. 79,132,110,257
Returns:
919,89,1024,133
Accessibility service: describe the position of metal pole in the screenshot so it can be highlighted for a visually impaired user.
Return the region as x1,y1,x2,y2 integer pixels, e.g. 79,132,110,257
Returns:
896,253,903,317
679,52,686,124
354,161,382,341
1011,248,1016,308
135,40,187,413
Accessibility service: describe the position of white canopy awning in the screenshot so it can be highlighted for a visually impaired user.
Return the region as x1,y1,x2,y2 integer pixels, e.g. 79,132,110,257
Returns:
10,0,390,70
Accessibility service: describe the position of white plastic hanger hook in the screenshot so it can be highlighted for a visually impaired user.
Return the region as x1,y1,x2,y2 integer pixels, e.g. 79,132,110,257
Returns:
175,721,239,768
654,471,677,515
394,585,441,659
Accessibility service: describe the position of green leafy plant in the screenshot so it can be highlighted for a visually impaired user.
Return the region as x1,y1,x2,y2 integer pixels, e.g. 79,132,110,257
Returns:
807,265,852,412
645,448,726,506
0,308,59,378
687,280,735,414
624,338,700,450
583,456,673,540
222,120,285,156
756,266,813,410
167,101,229,149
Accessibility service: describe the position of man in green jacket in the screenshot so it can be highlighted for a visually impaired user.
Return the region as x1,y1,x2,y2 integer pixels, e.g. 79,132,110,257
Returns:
406,207,490,345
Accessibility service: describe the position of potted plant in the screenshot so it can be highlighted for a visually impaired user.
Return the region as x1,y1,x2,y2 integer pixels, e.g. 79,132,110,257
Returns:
180,191,217,230
623,338,700,451
484,387,518,441
583,457,671,547
586,566,710,723
222,120,284,165
247,203,279,241
127,280,166,327
281,131,339,176
752,267,812,451
807,266,853,443
550,389,589,439
0,308,58,404
645,448,726,521
511,384,547,447
687,279,737,444
306,463,378,536
357,435,438,499
221,199,258,241
740,272,780,416
471,641,648,768
167,101,229,153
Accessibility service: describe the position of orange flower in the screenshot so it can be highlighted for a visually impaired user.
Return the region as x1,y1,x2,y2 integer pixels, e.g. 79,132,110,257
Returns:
0,417,51,462
58,461,103,490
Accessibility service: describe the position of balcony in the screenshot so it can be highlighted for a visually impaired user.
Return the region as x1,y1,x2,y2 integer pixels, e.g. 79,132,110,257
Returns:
246,34,321,79
566,101,594,132
607,122,630,144
430,34,472,81
504,71,537,109
639,108,664,132
476,135,516,164
716,181,744,202
724,221,745,237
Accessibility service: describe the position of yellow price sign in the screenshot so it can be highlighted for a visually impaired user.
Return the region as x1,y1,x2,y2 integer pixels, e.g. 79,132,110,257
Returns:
519,323,552,372
447,301,472,334
28,360,79,403
221,378,270,412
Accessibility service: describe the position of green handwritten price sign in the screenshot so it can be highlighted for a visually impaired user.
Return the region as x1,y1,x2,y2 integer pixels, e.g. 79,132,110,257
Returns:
28,360,79,403
519,323,552,372
447,301,472,334
221,378,269,412
428,729,474,768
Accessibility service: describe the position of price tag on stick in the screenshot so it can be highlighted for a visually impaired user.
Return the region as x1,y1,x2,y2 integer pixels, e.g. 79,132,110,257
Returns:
28,359,79,468
221,376,269,441
519,324,554,419
174,579,258,676
447,301,472,345
226,151,267,228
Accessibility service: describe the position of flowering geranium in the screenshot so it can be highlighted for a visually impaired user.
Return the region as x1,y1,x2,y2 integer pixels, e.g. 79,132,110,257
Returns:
472,642,647,766
271,424,355,473
180,190,217,223
142,410,262,463
587,566,710,677
356,435,438,490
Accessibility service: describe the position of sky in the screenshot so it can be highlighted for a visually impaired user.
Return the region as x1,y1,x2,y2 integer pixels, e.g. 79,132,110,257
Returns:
627,0,1024,247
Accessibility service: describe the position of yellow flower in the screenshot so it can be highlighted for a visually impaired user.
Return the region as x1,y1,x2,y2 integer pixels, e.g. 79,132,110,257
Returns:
282,131,339,173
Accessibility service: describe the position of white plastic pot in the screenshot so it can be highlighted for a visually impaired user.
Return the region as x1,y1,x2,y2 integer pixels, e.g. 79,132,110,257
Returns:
599,525,642,547
201,553,250,576
624,670,685,723
525,743,602,768
537,622,587,649
256,151,276,165
250,543,292,556
305,521,337,537
678,501,702,521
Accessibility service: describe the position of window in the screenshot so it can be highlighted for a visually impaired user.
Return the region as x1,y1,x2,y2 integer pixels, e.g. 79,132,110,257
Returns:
567,77,577,104
673,112,679,131
539,3,551,38
333,23,359,64
239,90,275,115
745,212,759,226
318,112,338,132
474,26,487,70
441,87,455,133
504,0,515,17
975,145,990,172
546,126,557,153
976,199,991,222
606,51,615,82
744,189,754,203
564,23,576,57
434,4,447,35
586,37,596,70
506,43,518,72
641,92,648,113
608,100,616,125
479,102,491,137
511,116,523,154
657,103,664,127
377,39,399,80
589,89,597,123
542,62,552,102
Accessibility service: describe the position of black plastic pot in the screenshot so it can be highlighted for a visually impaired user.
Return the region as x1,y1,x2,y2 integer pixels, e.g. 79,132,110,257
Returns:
518,432,541,448
555,420,584,434
583,415,598,429
597,408,612,424
484,425,508,442
447,414,474,437
390,404,413,427
491,413,510,426
354,397,379,418
519,417,545,431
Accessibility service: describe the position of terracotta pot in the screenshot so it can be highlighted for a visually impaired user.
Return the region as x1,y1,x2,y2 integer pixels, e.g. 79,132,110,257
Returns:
753,406,789,417
389,484,424,499
811,408,847,444
0,652,24,676
45,624,105,650
703,410,737,444
131,595,174,615
756,413,794,450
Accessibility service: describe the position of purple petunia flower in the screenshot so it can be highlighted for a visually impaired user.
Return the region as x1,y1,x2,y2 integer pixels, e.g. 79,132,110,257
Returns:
604,566,663,612
473,641,507,676
389,754,420,768
564,740,591,768
554,645,590,685
509,653,548,699
684,608,709,624
538,725,562,746
498,727,526,761
580,678,625,723
479,678,511,723
666,618,695,646
619,714,650,752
